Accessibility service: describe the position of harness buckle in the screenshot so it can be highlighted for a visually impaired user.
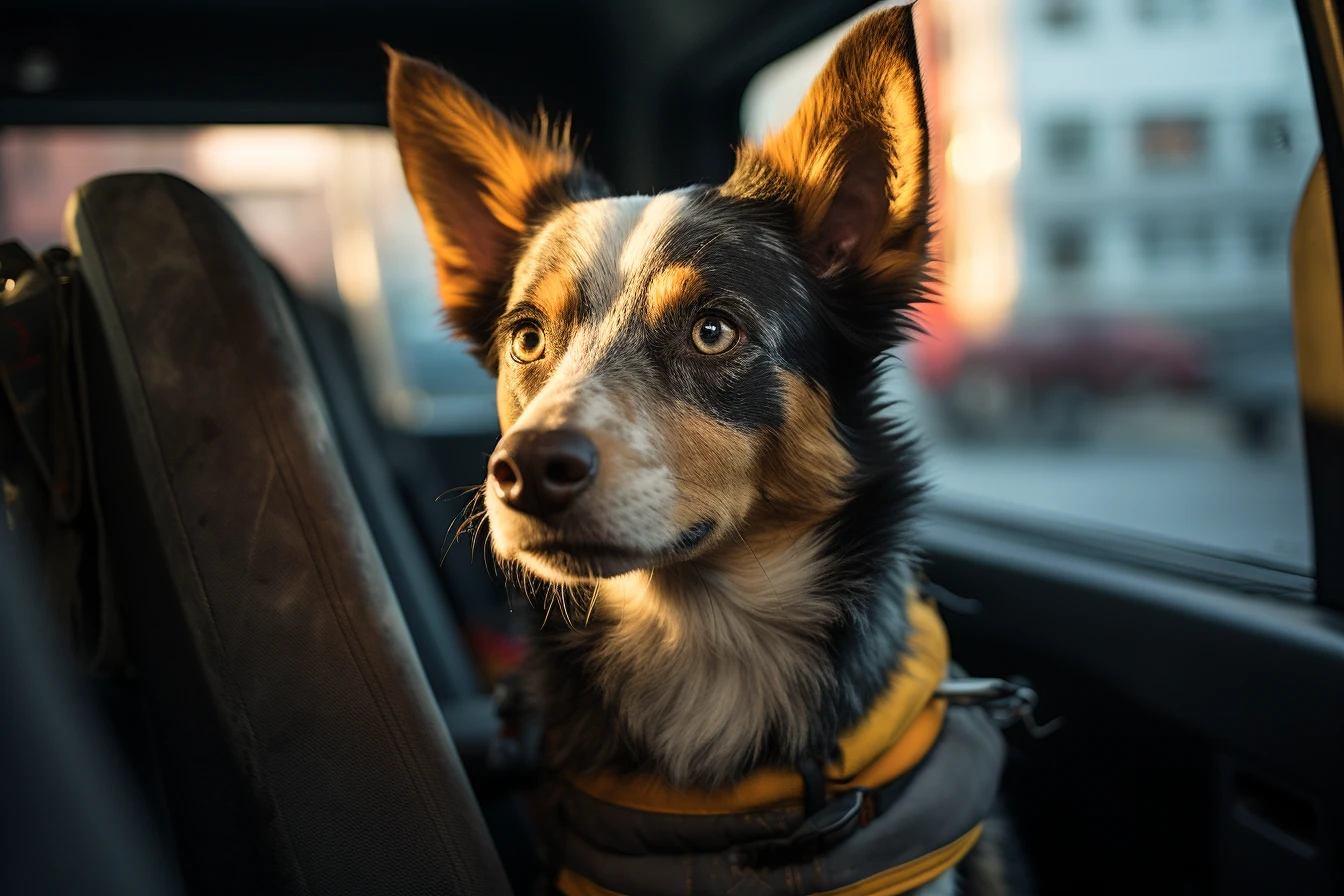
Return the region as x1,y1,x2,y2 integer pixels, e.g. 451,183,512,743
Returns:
935,676,1063,739
731,787,869,867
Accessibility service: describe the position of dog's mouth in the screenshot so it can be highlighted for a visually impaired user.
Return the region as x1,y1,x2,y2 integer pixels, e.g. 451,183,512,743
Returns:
518,520,715,580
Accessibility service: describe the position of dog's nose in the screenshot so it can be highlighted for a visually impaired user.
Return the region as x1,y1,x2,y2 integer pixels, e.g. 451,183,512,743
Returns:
489,429,599,516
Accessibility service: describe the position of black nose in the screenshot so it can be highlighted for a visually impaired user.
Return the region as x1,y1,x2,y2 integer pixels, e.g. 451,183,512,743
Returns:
488,429,599,516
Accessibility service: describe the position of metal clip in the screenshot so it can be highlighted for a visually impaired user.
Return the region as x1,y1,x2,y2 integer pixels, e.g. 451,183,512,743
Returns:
935,676,1063,739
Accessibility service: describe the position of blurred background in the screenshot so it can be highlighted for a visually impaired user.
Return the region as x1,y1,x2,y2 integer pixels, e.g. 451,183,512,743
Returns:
0,0,1317,573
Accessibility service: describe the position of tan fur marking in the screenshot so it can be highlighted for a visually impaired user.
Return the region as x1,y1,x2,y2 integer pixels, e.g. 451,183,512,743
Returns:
527,268,578,321
758,373,855,530
659,401,759,539
496,377,521,433
644,263,705,323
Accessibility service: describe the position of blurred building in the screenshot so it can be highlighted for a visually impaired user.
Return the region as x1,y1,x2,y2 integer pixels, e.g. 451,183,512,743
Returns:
1013,0,1317,323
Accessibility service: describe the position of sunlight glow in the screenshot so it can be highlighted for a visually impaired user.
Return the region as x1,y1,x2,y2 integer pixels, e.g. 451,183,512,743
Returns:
331,223,382,309
947,118,1021,184
191,127,337,190
927,0,1021,339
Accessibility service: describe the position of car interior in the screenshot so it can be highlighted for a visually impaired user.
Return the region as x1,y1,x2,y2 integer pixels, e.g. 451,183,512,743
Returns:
2,1,1343,895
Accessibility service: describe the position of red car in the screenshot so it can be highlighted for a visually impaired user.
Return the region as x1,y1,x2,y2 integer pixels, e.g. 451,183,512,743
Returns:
911,314,1207,441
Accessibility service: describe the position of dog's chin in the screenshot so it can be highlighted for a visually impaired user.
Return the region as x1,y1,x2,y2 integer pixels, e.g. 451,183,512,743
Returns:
510,520,716,584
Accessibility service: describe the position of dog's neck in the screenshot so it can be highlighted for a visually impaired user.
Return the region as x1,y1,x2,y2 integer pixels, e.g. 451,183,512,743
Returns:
527,499,916,790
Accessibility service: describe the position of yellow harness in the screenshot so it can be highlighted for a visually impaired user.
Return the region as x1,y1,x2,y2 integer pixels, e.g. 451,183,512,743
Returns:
553,590,1001,896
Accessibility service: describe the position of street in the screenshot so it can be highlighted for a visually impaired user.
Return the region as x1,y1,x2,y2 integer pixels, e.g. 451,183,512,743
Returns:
926,443,1312,570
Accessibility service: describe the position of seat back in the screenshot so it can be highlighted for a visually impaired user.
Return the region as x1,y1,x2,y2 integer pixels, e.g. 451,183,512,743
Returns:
66,172,510,896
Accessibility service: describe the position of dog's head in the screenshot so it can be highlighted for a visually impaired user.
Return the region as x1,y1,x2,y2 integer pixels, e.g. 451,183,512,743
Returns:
389,6,929,586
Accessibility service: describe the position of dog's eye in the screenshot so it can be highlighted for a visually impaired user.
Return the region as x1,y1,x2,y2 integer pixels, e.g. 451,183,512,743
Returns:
510,323,546,363
691,316,738,355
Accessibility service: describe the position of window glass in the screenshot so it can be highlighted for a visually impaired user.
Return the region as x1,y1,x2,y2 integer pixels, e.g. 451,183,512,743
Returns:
1041,0,1087,31
1135,0,1212,26
1250,109,1295,162
1138,115,1208,169
0,126,496,435
741,0,1316,571
1043,117,1093,171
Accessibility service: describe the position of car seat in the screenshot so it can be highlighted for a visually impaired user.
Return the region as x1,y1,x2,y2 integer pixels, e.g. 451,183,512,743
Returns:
49,171,511,896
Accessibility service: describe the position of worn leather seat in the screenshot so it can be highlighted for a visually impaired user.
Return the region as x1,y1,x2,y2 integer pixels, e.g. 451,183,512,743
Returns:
65,172,510,896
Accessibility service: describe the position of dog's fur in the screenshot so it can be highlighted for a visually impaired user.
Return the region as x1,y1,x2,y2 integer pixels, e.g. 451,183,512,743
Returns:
389,5,1003,893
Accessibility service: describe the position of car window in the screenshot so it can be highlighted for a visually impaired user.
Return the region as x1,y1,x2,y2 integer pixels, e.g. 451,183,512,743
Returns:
0,125,496,435
742,0,1317,572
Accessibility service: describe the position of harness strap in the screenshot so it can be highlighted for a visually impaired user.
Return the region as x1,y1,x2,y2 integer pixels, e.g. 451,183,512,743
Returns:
798,756,828,818
557,824,984,896
552,701,1004,896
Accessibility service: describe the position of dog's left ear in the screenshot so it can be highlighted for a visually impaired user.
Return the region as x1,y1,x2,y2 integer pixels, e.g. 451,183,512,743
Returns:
386,47,604,366
724,5,929,285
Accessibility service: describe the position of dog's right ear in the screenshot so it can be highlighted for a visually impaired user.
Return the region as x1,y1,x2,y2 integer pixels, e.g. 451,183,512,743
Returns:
386,47,604,367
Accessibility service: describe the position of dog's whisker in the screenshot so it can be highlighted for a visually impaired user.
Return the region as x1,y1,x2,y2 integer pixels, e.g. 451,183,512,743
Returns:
448,507,484,550
730,523,783,608
556,584,575,629
435,482,485,502
440,486,489,565
467,504,489,557
455,504,487,541
439,493,479,562
584,587,599,625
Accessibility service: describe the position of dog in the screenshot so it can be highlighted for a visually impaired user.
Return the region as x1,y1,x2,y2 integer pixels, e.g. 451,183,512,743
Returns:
387,5,1015,894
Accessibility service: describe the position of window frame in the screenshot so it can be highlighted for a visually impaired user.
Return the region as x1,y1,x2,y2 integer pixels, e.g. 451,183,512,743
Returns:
1292,0,1344,610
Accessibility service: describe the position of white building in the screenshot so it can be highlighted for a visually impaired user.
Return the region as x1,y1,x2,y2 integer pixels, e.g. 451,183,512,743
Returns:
1013,0,1319,322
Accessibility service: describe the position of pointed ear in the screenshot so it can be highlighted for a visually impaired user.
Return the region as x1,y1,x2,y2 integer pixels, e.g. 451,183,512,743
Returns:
724,5,930,284
385,47,605,365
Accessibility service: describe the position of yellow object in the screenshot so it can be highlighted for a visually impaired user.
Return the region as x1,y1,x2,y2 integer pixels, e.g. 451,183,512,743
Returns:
556,825,982,896
811,825,983,896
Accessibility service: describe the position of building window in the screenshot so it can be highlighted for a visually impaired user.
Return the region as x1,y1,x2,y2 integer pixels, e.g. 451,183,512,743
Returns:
1135,0,1210,25
1189,213,1215,262
1138,115,1208,169
1137,214,1217,264
1248,216,1286,265
1042,0,1086,30
1137,215,1165,263
1047,222,1090,273
1250,110,1293,162
1044,117,1093,171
